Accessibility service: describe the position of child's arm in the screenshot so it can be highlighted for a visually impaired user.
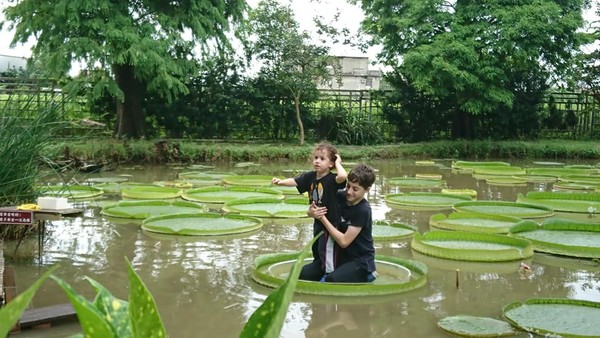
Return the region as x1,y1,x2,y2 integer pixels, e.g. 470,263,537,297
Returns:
334,154,347,184
272,177,297,187
308,202,360,248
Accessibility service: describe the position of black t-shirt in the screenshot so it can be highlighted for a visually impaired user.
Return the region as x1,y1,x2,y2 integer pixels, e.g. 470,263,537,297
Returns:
336,190,376,272
294,171,346,236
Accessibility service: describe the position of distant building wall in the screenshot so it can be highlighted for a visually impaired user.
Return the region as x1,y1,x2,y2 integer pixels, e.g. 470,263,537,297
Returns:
319,56,383,91
0,54,27,72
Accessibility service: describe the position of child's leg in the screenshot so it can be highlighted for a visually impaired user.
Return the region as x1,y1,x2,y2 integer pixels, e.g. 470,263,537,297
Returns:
299,259,324,281
325,261,368,283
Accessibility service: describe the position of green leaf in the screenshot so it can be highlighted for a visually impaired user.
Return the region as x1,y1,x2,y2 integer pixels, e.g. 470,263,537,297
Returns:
240,232,322,338
0,266,58,337
51,275,115,337
126,258,167,337
86,277,133,338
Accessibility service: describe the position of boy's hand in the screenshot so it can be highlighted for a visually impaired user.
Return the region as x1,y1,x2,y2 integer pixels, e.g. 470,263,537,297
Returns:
307,201,327,219
335,154,342,165
272,177,281,185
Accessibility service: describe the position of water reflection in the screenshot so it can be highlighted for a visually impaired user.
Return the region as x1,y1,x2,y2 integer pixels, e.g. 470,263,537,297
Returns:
6,159,600,337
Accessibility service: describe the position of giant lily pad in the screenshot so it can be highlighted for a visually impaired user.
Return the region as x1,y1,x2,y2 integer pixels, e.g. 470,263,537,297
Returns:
472,166,527,176
179,171,236,180
411,251,527,274
388,177,445,189
101,200,205,219
429,212,522,234
39,185,104,200
441,188,478,198
121,186,182,199
251,252,428,296
437,315,517,337
526,167,600,177
509,218,600,258
411,231,534,261
373,221,417,241
181,186,283,204
484,177,527,187
452,161,511,170
503,298,600,337
223,175,281,187
453,201,554,219
86,176,129,184
516,191,600,214
222,197,308,218
385,192,472,210
141,212,262,236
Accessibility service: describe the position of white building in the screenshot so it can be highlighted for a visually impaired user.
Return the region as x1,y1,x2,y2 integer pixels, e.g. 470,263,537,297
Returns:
320,56,383,91
0,54,27,72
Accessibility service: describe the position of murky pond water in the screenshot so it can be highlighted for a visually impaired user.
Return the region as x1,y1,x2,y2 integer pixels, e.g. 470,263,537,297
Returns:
6,159,600,337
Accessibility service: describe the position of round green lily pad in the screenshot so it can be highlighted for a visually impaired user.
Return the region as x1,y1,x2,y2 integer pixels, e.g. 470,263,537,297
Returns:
141,212,262,236
86,177,129,184
179,171,236,180
472,166,527,176
222,197,308,218
121,185,182,199
533,161,564,166
485,177,527,187
411,231,534,262
441,188,478,198
39,185,104,200
553,182,597,191
388,177,445,189
373,221,417,240
437,315,517,337
385,192,473,210
222,175,279,186
101,200,205,219
429,212,522,234
411,251,527,274
251,252,428,296
503,298,600,337
510,174,557,183
526,167,600,177
516,191,600,213
415,173,442,180
181,186,283,204
453,201,554,219
509,218,600,258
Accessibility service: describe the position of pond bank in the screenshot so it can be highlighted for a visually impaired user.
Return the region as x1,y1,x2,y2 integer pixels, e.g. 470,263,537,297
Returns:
46,138,600,166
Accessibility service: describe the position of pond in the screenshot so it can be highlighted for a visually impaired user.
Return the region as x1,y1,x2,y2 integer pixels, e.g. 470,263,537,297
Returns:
6,159,600,337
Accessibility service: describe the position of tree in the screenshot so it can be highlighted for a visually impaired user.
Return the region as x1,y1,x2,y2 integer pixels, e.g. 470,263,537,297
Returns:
244,0,335,145
355,0,587,139
2,0,247,138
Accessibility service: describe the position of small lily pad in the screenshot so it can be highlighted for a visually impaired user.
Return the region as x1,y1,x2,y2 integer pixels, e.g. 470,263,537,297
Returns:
373,221,417,240
222,197,308,218
453,201,554,219
101,200,205,219
142,212,262,236
39,185,104,200
438,315,517,337
182,186,283,204
386,192,472,210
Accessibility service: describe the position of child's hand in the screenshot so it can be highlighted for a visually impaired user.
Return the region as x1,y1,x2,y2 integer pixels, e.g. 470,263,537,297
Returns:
307,201,327,219
272,177,281,185
335,154,342,165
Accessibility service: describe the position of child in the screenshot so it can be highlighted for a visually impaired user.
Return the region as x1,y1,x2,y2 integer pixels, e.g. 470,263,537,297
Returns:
307,163,377,283
272,142,347,280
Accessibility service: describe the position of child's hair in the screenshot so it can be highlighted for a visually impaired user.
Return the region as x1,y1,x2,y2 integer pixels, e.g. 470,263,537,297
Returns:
311,142,339,167
348,164,376,188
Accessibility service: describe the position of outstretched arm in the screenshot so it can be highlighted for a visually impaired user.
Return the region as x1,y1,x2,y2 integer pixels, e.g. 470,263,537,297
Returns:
272,177,297,187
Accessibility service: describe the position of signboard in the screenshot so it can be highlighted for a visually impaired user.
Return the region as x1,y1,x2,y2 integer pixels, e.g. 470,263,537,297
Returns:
0,210,33,225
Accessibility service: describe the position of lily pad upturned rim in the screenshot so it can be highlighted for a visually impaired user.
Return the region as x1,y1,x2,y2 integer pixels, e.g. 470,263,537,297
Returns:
251,252,428,296
222,196,308,218
411,231,534,262
385,192,472,210
39,185,104,200
100,200,205,219
429,211,522,234
121,185,183,199
453,200,554,219
373,221,418,240
181,186,283,204
437,315,517,337
502,298,600,337
141,212,262,236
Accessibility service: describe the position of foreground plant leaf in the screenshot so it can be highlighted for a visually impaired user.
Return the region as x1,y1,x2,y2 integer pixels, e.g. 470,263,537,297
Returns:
240,232,321,338
0,266,58,337
126,258,167,337
51,275,115,337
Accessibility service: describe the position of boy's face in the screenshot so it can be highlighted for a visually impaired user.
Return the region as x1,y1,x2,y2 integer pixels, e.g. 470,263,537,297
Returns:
345,180,370,206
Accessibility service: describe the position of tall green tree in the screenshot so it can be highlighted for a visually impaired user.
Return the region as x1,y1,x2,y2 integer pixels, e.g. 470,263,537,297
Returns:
244,0,335,145
356,0,587,139
2,0,247,138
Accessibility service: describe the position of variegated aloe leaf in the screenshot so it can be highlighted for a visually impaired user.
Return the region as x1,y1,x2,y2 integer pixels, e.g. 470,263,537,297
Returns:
240,232,321,338
51,275,115,337
126,258,167,337
86,277,132,337
0,266,58,337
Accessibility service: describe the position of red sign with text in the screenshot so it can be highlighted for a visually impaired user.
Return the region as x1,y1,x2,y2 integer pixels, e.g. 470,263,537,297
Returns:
0,210,33,225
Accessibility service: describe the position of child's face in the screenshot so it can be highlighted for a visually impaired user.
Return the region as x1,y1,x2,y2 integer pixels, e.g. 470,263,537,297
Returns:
312,149,335,174
345,180,369,206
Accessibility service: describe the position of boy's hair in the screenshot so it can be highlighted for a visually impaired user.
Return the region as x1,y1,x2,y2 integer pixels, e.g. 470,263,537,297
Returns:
348,164,376,188
312,142,339,164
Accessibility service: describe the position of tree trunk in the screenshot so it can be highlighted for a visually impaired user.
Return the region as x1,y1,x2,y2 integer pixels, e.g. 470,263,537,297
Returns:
113,64,146,139
294,95,304,145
